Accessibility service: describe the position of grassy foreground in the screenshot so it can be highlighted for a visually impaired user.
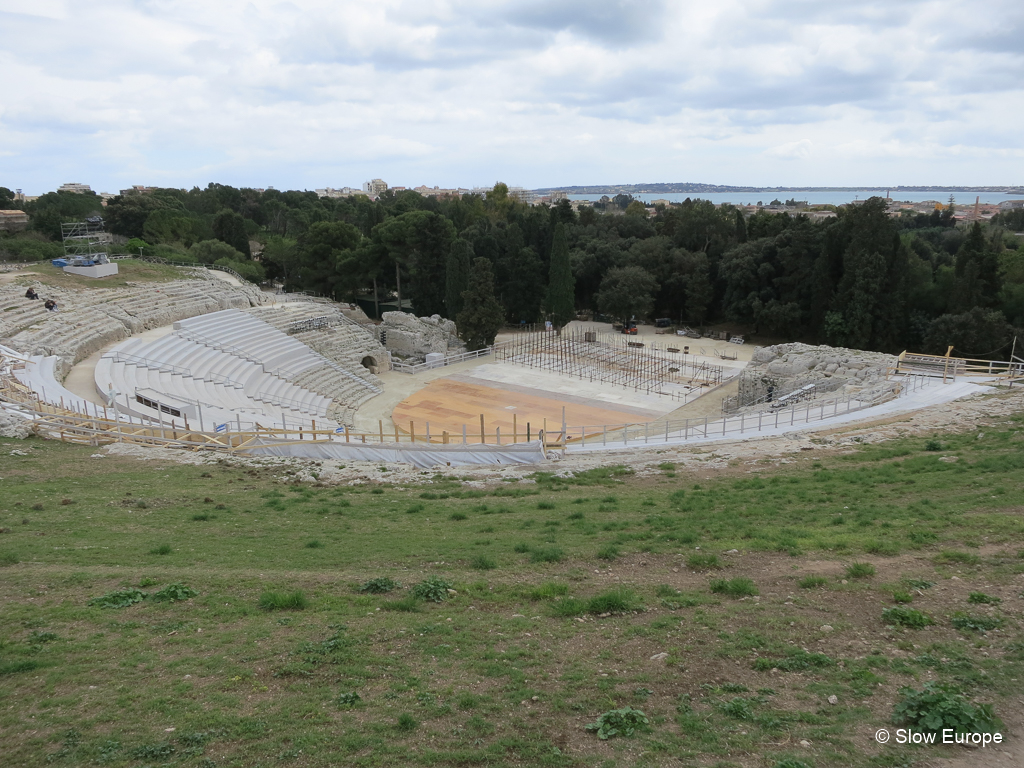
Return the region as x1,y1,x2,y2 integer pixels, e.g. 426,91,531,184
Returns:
0,412,1022,767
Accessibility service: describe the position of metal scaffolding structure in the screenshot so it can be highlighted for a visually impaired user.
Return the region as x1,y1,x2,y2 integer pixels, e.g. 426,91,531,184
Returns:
61,218,109,262
493,327,724,394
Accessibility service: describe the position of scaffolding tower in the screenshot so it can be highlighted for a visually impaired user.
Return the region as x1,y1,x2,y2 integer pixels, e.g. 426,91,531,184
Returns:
61,218,109,264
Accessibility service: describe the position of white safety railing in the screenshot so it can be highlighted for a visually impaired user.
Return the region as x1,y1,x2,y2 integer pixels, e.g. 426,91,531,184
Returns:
391,346,496,373
563,374,933,450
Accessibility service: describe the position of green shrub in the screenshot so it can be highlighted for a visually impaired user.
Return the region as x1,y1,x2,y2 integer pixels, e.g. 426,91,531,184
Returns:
148,544,172,556
865,540,901,556
549,597,589,617
586,588,639,614
717,697,755,720
305,539,324,549
654,584,679,598
567,511,585,520
396,713,418,732
529,546,564,563
585,707,649,739
967,592,1001,605
358,577,399,594
950,612,1002,633
513,542,531,553
0,552,19,567
529,582,569,600
892,682,998,735
151,583,198,603
411,577,454,603
449,512,467,521
753,649,834,672
89,588,148,609
537,501,556,510
405,503,425,514
258,590,308,611
687,553,722,571
845,562,876,579
191,513,214,521
0,660,44,676
892,590,913,604
709,578,758,598
470,555,496,571
798,576,828,589
381,596,421,612
935,550,981,566
882,607,933,628
337,692,361,708
596,544,620,561
924,439,943,452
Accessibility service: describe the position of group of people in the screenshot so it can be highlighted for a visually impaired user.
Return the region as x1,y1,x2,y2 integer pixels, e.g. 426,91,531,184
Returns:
24,287,58,311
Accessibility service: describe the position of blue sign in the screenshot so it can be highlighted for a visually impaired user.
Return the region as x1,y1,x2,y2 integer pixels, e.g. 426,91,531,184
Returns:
215,423,228,433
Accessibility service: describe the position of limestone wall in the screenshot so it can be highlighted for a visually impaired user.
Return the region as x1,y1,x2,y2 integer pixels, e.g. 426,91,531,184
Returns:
375,312,464,362
739,342,898,407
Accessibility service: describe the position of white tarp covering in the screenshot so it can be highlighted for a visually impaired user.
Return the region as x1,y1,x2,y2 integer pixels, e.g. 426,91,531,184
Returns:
237,438,548,468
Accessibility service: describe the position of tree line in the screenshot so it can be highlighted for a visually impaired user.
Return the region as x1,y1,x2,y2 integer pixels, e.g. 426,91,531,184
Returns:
2,183,1023,358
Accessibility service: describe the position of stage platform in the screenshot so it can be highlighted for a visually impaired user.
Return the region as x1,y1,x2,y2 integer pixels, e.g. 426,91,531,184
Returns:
390,373,668,438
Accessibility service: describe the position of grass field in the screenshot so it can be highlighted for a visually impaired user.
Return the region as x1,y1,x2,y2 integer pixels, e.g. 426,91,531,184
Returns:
1,412,1022,767
12,260,192,290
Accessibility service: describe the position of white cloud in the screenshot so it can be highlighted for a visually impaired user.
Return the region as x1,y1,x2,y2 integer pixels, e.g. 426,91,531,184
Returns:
0,0,1022,193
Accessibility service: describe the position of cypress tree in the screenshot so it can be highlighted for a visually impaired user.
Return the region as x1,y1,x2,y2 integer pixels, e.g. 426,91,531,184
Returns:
456,258,505,350
445,238,472,319
546,221,575,328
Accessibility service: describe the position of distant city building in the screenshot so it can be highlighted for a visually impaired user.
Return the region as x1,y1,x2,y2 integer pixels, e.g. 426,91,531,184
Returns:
508,186,536,205
58,182,93,194
119,185,159,196
0,210,30,231
412,185,465,200
999,200,1024,210
362,179,389,196
315,187,363,198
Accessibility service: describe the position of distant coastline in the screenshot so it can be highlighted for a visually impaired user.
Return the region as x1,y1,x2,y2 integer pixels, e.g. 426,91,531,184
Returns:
534,183,1024,195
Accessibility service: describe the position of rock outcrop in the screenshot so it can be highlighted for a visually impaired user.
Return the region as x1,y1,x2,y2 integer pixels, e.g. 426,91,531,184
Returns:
739,342,898,407
376,312,464,362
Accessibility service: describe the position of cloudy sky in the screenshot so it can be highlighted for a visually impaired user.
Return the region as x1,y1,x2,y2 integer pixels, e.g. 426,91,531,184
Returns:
2,0,1022,194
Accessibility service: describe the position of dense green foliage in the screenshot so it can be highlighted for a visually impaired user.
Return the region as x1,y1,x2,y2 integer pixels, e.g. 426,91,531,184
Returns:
892,682,998,735
4,181,1023,355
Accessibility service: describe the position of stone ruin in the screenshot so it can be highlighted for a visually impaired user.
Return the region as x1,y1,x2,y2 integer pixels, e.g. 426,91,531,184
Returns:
374,312,465,363
736,342,899,409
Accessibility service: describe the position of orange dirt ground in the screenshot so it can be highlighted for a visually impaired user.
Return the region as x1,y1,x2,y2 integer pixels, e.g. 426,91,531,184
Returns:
389,377,654,440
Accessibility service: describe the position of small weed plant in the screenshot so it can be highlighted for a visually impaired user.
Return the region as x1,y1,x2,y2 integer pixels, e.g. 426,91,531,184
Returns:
950,612,1002,633
585,707,649,739
358,577,399,594
882,606,933,628
89,588,147,609
151,583,199,603
710,578,758,598
337,692,361,708
967,592,1001,605
845,562,876,579
411,577,454,603
470,554,496,571
687,553,722,570
892,682,998,735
